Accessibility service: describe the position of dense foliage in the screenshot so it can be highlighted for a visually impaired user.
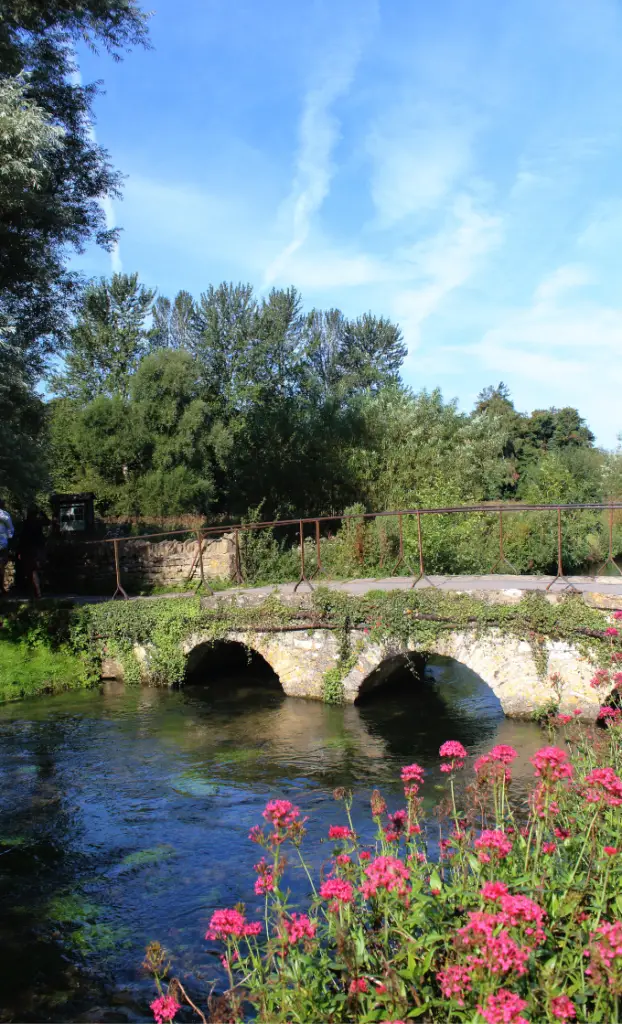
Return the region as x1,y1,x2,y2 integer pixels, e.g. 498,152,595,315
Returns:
146,673,622,1023
46,276,621,531
0,0,149,503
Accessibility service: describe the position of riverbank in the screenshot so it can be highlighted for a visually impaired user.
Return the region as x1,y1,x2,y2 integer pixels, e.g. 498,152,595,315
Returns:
0,640,87,702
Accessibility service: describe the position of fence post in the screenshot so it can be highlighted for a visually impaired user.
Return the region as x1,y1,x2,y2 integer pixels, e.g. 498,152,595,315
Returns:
112,539,128,600
410,510,435,589
193,530,214,595
293,519,313,592
489,509,517,574
598,506,622,577
546,507,579,593
311,519,324,578
233,530,244,585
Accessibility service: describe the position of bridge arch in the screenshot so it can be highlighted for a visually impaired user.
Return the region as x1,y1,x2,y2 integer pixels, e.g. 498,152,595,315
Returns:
184,638,282,689
342,629,598,718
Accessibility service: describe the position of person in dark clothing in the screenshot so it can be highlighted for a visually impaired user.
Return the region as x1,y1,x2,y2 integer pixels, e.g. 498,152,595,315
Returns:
17,507,48,599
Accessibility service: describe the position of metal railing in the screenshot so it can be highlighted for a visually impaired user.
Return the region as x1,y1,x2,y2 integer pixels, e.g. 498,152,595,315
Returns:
80,502,622,600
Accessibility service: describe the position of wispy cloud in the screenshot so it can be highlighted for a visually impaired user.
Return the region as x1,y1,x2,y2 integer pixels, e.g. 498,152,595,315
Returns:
392,194,503,352
263,7,376,288
72,63,121,274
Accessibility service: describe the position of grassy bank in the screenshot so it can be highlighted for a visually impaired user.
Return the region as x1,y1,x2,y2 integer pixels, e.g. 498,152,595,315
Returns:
0,640,88,702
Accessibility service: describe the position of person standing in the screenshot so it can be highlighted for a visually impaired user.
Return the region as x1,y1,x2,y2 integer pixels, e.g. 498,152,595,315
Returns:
0,498,15,595
17,506,48,600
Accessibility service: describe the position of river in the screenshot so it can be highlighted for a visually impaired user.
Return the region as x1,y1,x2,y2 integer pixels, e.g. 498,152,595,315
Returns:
0,658,546,1022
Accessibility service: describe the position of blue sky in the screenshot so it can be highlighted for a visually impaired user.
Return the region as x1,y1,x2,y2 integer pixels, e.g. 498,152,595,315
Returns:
78,0,622,447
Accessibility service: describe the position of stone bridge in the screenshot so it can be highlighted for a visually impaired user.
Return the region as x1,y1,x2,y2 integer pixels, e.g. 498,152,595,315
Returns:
181,624,600,719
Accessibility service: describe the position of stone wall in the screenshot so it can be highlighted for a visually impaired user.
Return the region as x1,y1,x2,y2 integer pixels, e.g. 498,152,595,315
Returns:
47,533,235,594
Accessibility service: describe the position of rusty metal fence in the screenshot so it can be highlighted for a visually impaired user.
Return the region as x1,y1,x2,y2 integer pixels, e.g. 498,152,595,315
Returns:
80,502,622,600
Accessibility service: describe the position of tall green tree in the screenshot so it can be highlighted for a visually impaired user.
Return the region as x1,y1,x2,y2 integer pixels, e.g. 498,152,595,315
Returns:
52,273,155,401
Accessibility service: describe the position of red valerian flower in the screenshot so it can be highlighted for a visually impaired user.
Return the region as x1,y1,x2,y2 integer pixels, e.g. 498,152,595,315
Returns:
439,740,468,772
585,919,622,989
477,990,529,1024
550,994,576,1020
530,746,573,782
583,766,622,806
206,909,262,940
489,744,518,764
604,846,619,856
328,825,353,840
348,978,368,994
319,877,354,911
481,881,509,901
436,963,473,1005
474,829,513,863
281,913,316,945
151,995,180,1024
360,855,410,899
557,714,573,724
401,762,425,786
542,841,557,854
605,627,619,637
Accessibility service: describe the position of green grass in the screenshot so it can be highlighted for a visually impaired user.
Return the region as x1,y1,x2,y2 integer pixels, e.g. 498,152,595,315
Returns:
0,640,89,703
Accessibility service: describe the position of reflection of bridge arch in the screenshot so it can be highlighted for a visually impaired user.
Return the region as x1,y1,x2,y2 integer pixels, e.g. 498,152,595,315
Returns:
180,626,599,718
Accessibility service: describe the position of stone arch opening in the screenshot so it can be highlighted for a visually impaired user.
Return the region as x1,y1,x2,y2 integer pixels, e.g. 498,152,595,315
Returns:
355,653,504,755
184,640,283,691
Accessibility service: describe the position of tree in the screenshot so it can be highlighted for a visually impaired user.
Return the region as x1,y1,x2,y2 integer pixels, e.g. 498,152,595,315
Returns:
151,290,197,350
52,273,155,401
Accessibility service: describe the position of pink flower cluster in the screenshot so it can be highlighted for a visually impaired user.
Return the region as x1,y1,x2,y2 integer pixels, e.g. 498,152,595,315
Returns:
550,994,576,1020
281,913,316,945
319,877,354,912
583,766,622,807
348,978,368,994
401,762,425,796
253,857,276,895
598,706,622,724
474,829,513,864
457,912,530,975
150,995,180,1024
206,908,262,941
477,989,529,1024
436,963,473,1005
530,746,573,782
585,919,622,989
439,740,468,773
328,825,353,840
360,855,410,899
263,799,300,829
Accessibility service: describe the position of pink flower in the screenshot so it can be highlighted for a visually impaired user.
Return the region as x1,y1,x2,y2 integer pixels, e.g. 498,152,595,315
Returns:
604,846,619,856
474,753,511,786
481,881,509,901
348,978,368,994
360,850,371,861
557,714,573,725
336,854,351,865
573,708,582,716
253,857,275,895
598,706,622,724
550,995,576,1020
474,829,513,863
585,920,622,987
613,610,622,620
328,825,353,840
436,963,473,1005
401,762,425,796
554,827,571,839
583,766,622,806
489,744,518,765
320,877,354,910
477,990,529,1024
360,855,410,899
591,669,611,689
375,982,387,994
542,841,557,855
530,746,573,782
206,908,262,941
150,995,180,1024
282,913,316,945
605,627,619,637
439,740,467,772
263,799,300,828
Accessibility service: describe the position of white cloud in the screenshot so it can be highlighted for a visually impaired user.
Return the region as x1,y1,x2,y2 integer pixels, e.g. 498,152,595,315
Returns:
367,110,474,226
391,194,503,351
263,21,372,288
533,264,591,305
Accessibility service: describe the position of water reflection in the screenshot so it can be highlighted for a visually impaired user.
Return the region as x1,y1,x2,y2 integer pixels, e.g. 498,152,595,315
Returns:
0,658,546,1021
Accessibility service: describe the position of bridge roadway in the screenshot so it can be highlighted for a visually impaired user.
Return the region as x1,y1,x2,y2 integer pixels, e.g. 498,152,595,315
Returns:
211,573,622,603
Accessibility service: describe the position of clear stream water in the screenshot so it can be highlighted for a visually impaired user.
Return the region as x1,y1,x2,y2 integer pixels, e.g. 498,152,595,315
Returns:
0,654,547,1022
